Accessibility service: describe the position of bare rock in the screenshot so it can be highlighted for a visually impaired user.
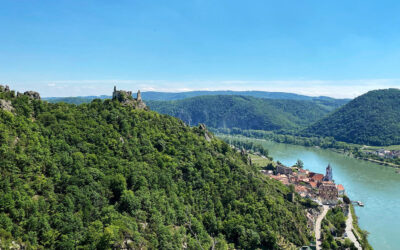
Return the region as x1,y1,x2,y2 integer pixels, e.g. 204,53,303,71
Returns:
23,91,41,100
198,123,213,142
0,99,14,112
0,85,11,93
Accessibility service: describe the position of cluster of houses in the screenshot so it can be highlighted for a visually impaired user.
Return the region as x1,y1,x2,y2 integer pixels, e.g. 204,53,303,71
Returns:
261,164,345,205
365,148,400,159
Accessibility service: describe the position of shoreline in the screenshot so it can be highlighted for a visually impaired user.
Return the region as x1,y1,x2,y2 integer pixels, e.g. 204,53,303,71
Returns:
217,132,400,169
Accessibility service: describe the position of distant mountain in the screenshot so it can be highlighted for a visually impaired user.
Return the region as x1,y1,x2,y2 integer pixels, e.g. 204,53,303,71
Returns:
44,90,349,110
140,90,349,103
148,95,335,131
44,95,110,105
304,89,400,146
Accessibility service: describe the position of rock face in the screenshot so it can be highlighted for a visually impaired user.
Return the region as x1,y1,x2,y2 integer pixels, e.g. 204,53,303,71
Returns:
0,99,14,112
0,84,11,92
23,91,41,100
198,123,213,142
112,86,148,110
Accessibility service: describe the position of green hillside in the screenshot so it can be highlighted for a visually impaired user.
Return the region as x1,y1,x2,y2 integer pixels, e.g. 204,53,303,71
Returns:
44,90,349,109
0,88,311,249
148,95,334,131
304,88,400,146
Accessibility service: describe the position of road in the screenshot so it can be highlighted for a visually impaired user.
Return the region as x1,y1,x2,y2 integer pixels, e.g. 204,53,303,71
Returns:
315,205,329,250
345,207,362,250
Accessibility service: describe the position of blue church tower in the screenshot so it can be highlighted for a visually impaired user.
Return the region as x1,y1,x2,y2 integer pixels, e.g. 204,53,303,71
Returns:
324,164,333,181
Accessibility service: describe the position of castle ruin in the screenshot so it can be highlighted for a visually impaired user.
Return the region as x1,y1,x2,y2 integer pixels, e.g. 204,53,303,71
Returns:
112,86,147,110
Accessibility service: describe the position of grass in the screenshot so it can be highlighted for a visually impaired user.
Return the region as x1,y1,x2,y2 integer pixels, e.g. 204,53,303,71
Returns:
249,153,274,168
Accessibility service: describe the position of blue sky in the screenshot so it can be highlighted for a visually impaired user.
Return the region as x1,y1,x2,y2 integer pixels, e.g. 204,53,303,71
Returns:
1,0,400,97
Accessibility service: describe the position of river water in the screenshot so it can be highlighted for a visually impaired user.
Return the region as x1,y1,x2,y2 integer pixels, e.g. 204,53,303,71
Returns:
232,137,400,249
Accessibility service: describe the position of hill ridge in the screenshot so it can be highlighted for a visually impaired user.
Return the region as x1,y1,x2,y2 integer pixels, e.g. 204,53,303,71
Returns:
0,86,312,249
304,88,400,146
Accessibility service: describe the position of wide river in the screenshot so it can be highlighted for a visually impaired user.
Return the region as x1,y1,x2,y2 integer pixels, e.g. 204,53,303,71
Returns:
231,137,400,249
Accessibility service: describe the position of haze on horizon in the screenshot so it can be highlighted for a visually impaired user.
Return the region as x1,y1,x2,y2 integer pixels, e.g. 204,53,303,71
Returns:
1,0,400,98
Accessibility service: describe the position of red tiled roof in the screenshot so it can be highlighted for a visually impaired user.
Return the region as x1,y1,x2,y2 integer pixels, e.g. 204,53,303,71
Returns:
337,184,345,191
310,174,324,182
309,181,317,188
295,185,307,192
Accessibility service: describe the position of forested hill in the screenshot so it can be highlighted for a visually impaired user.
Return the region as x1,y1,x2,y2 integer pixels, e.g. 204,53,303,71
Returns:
0,87,312,249
44,90,349,108
304,88,400,146
148,95,335,131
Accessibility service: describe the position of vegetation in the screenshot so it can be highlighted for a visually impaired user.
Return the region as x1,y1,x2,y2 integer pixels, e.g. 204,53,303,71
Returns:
350,205,373,250
214,128,357,151
219,137,274,168
0,89,313,249
147,95,336,131
45,90,350,104
215,128,400,168
320,206,352,250
304,88,400,146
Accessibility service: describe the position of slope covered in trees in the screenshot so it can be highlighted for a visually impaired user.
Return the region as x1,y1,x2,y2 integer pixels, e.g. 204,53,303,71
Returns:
0,88,312,249
304,89,400,146
44,90,349,110
148,95,334,131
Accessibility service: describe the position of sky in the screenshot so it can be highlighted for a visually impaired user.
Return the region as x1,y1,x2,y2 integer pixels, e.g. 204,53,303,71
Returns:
1,0,400,98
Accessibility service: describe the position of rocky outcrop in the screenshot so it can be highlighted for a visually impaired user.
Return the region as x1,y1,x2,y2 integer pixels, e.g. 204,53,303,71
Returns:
0,99,14,112
112,86,148,110
23,91,41,100
0,84,10,92
17,91,41,100
1,85,40,100
198,123,213,142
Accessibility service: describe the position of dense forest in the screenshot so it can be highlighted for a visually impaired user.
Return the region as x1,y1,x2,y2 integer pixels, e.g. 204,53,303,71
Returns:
304,89,400,146
147,95,337,131
0,87,313,249
44,90,350,104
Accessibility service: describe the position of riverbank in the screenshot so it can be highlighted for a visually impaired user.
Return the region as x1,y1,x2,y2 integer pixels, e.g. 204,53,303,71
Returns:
345,206,362,249
220,135,400,249
216,131,400,169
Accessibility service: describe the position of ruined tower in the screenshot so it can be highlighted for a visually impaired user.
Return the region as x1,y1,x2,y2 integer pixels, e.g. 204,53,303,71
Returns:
112,86,147,110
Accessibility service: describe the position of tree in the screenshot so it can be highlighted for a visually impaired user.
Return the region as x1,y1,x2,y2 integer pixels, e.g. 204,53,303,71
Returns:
295,159,304,169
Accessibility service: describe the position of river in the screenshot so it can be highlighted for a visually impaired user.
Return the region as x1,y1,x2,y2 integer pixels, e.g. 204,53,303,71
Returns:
229,137,400,249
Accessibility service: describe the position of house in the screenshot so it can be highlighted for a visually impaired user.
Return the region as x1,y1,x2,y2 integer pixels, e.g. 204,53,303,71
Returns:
299,168,309,174
308,181,318,189
295,185,308,197
337,184,345,196
319,182,338,204
309,173,324,183
270,174,289,185
276,165,293,175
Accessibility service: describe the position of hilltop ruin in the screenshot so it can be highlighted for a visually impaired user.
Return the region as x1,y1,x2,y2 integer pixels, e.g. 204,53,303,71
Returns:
112,86,148,110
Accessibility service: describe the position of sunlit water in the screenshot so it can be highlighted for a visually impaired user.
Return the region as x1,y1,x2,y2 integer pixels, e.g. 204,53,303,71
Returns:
232,137,400,249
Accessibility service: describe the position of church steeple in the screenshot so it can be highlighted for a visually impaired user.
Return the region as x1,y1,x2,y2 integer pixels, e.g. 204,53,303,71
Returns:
324,163,333,181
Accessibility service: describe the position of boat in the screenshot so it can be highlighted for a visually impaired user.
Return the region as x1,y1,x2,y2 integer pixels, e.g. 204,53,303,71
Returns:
352,200,364,207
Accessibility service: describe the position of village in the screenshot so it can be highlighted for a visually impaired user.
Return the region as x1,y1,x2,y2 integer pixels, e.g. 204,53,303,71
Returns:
261,163,345,205
364,148,400,159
